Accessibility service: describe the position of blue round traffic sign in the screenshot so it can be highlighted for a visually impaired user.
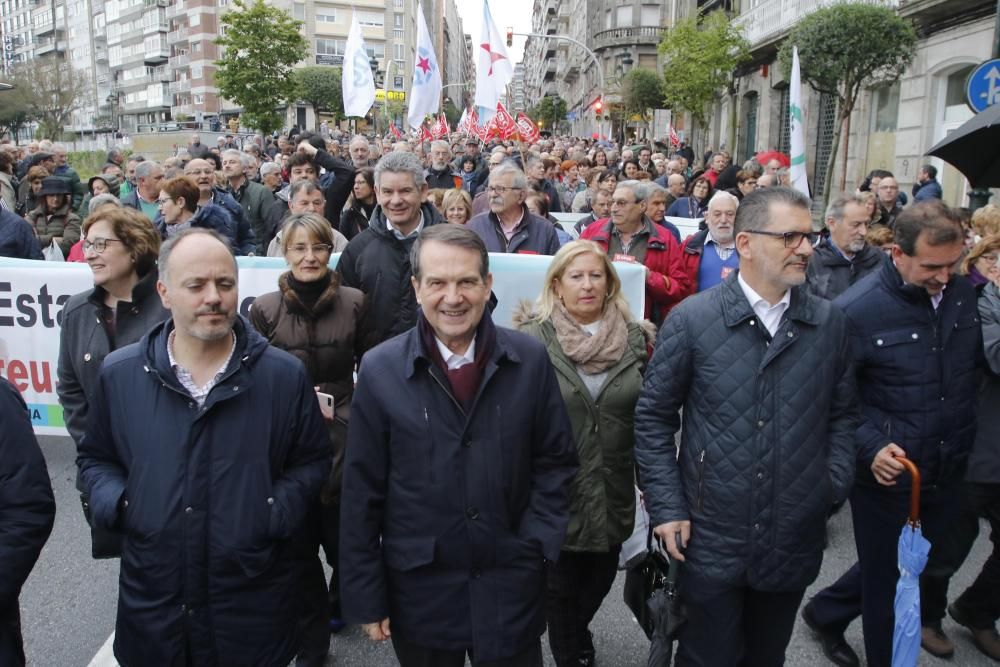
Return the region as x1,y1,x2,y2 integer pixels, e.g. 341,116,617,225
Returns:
966,59,1000,113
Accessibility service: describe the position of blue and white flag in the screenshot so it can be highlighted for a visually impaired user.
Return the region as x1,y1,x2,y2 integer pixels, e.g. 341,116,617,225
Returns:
342,12,375,118
407,3,442,130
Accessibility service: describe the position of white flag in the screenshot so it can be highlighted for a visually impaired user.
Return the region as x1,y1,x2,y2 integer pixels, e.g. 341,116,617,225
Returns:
789,46,810,198
342,12,375,118
474,0,513,115
407,4,442,129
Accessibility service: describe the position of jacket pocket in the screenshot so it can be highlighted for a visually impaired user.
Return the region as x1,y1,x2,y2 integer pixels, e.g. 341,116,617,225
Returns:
871,328,921,350
383,536,436,572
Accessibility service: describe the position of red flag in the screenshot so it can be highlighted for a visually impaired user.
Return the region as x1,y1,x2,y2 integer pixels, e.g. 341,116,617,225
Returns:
668,123,680,148
431,113,449,139
419,123,433,142
390,123,403,140
491,102,517,141
516,112,541,144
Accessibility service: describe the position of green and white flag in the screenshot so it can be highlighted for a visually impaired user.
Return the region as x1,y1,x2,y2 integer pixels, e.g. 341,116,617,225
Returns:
789,46,810,197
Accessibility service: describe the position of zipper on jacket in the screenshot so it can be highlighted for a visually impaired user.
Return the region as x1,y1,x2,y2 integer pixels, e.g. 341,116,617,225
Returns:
427,367,464,415
696,450,706,511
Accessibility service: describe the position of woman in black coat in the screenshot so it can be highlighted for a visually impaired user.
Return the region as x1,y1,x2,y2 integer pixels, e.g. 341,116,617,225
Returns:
56,206,168,558
338,167,375,241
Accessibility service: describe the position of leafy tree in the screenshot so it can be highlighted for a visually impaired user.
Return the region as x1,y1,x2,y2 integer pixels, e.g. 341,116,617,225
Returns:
443,98,461,127
292,66,342,126
215,0,308,136
622,68,665,139
779,3,916,208
9,60,90,140
530,95,568,133
0,82,33,143
658,11,750,151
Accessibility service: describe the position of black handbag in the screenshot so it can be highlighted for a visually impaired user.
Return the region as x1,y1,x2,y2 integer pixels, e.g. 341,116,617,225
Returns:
623,525,672,640
80,493,122,559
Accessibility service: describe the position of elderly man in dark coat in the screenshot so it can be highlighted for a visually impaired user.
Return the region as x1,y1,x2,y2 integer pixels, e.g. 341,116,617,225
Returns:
635,187,859,666
0,378,56,666
77,228,330,666
807,192,885,301
340,224,578,666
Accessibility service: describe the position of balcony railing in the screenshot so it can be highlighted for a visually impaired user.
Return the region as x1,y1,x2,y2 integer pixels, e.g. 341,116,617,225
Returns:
168,79,191,93
173,103,194,116
734,0,899,48
165,1,184,18
170,52,189,66
592,26,665,51
167,26,189,42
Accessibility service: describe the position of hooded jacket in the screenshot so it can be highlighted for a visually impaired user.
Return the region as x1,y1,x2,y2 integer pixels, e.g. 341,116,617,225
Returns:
337,201,445,349
77,317,330,667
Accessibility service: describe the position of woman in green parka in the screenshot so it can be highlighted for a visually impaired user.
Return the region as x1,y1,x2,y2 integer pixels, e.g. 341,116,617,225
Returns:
514,239,653,667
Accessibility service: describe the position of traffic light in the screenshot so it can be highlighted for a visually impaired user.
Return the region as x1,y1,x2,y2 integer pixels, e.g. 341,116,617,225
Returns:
506,29,513,47
594,99,603,118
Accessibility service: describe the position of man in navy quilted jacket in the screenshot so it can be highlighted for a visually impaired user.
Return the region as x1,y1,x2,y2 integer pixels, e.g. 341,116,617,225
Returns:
635,187,859,666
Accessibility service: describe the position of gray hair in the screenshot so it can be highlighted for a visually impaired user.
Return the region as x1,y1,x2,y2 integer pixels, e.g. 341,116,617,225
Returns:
134,161,160,180
51,142,67,154
430,140,450,153
259,162,281,177
708,190,739,210
289,179,324,200
222,149,242,162
734,186,811,234
87,193,122,215
646,183,667,200
157,227,237,284
374,151,426,188
616,179,650,203
825,192,867,224
350,134,369,148
410,224,489,282
489,162,528,190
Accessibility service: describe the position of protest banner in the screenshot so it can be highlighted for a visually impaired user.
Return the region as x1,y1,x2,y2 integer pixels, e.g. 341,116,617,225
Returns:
0,254,646,435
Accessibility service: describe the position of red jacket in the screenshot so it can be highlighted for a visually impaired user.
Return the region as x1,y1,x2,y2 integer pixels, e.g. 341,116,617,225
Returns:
581,217,693,323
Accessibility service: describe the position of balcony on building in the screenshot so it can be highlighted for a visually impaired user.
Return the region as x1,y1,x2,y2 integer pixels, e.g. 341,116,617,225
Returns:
543,58,556,82
173,103,194,116
170,51,190,67
592,26,665,53
144,37,169,64
545,0,556,16
168,78,191,93
119,0,145,20
165,0,185,18
33,18,61,38
144,15,168,35
34,37,64,57
733,0,899,51
167,25,189,43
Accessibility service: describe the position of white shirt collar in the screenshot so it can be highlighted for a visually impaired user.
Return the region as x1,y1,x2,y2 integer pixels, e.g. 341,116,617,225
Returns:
435,335,476,371
391,211,425,240
737,273,791,337
706,230,735,248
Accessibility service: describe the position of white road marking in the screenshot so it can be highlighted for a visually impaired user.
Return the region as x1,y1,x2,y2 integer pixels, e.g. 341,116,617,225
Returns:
87,631,117,667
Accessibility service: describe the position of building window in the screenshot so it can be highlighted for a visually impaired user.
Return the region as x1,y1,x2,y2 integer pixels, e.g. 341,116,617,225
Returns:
640,4,659,26
616,5,632,26
393,0,402,8
316,9,336,23
393,28,403,40
292,3,304,20
393,42,404,61
194,93,203,103
364,42,385,60
944,65,976,122
604,9,611,30
394,13,402,28
870,83,899,133
356,11,383,27
191,65,202,78
316,38,344,55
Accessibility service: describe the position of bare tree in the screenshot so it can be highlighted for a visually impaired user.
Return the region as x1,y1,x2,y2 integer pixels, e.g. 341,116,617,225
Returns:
12,59,90,139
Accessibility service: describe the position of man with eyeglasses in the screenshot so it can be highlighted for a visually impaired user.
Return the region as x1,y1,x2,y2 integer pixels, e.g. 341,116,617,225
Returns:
580,180,689,324
802,201,982,667
467,162,560,256
874,176,904,230
635,186,858,667
180,159,256,255
806,192,885,301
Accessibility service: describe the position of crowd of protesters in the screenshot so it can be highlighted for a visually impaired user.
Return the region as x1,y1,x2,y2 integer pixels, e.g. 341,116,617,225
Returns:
2,126,999,667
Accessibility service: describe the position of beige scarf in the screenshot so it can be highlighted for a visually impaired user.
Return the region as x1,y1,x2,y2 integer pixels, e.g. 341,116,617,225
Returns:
550,300,629,374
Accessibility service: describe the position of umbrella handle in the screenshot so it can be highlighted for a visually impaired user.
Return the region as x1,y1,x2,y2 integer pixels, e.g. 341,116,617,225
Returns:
894,456,921,526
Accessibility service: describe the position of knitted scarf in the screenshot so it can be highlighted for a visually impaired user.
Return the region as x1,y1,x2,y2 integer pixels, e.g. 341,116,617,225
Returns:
550,300,629,374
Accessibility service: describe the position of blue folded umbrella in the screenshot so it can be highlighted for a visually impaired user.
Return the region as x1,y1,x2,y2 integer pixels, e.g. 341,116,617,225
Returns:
892,524,931,667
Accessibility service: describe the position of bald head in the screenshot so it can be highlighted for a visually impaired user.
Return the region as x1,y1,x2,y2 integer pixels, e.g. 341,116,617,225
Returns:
666,173,686,198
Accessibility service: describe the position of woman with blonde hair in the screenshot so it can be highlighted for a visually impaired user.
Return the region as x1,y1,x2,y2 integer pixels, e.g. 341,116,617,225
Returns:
971,204,1000,241
441,188,472,225
514,240,652,667
960,234,1000,288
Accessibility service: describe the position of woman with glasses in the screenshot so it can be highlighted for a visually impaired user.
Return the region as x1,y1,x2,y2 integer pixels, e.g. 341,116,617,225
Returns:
57,206,168,559
960,234,1000,288
156,176,240,250
248,212,370,667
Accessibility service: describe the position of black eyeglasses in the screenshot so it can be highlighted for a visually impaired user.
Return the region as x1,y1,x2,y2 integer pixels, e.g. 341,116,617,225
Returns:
83,237,124,253
745,230,820,249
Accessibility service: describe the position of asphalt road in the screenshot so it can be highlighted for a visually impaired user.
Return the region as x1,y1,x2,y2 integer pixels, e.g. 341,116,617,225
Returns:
20,436,997,666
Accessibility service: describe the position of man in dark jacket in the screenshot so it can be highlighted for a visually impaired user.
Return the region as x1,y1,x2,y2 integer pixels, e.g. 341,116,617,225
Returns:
0,378,55,667
425,141,460,189
874,176,904,229
183,158,256,255
918,279,1000,661
338,151,446,349
467,163,560,255
803,201,982,667
77,228,331,667
912,164,943,202
267,141,355,238
806,192,885,300
340,224,577,666
525,157,562,213
0,207,43,259
635,187,858,666
52,143,85,212
185,133,212,160
222,149,275,254
120,160,164,222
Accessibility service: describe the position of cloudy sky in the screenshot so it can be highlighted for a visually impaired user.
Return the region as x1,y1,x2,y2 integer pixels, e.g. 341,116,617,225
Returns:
455,0,533,64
